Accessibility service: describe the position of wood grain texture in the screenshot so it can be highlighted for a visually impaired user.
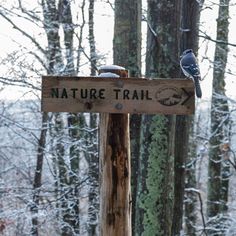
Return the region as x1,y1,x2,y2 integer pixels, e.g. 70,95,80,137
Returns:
98,67,131,236
41,76,195,115
100,113,131,236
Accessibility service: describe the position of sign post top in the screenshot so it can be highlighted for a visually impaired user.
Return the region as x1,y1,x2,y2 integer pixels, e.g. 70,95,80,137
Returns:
98,65,129,77
41,76,195,115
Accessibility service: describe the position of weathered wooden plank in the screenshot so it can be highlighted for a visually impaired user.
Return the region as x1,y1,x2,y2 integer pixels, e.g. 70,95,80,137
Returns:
41,76,195,114
99,67,131,236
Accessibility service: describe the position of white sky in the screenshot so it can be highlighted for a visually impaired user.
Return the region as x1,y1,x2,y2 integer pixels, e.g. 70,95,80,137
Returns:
199,0,236,100
0,0,236,101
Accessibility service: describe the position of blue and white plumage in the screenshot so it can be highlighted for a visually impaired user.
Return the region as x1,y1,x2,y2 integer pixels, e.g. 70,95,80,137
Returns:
180,49,202,98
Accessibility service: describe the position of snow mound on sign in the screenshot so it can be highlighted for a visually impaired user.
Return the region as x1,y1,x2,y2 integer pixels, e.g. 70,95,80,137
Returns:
98,72,120,78
99,65,125,70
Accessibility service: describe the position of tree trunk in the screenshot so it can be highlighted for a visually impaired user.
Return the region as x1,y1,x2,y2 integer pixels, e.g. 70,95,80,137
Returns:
110,0,142,234
88,0,97,76
59,1,83,234
66,114,86,236
31,0,63,234
178,1,202,235
207,0,230,233
172,115,189,235
58,0,75,75
86,113,99,236
42,0,63,74
135,1,181,235
31,112,48,236
86,2,99,235
136,115,175,236
42,1,82,234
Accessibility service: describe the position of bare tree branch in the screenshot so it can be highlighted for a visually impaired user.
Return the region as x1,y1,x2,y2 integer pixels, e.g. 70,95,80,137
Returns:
17,0,41,22
106,0,115,10
0,4,41,28
0,11,46,55
0,76,40,91
185,188,208,236
199,29,236,47
76,0,86,73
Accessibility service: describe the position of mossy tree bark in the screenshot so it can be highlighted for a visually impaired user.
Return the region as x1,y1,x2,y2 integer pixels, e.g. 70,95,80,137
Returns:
134,1,181,235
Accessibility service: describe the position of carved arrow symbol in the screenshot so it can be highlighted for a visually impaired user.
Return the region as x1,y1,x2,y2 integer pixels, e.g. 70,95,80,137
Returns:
181,88,194,105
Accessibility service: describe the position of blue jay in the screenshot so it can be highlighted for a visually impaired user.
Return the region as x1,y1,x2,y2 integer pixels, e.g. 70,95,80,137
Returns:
180,49,202,98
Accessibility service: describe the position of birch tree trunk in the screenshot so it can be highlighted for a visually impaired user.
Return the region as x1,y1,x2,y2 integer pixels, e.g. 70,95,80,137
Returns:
88,0,97,76
87,2,99,235
31,0,63,234
59,1,83,234
31,112,48,236
42,1,83,234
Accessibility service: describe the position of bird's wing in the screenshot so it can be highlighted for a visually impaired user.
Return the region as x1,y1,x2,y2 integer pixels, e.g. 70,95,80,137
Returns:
182,64,201,78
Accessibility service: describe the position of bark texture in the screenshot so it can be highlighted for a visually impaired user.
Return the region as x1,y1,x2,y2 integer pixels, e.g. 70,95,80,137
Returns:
207,0,230,233
179,0,201,235
135,1,181,235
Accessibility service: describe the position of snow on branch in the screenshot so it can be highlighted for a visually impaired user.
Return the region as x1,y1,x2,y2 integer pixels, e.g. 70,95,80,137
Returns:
199,29,236,48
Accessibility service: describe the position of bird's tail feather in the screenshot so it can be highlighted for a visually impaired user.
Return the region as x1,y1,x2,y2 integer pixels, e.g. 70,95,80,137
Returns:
193,77,202,98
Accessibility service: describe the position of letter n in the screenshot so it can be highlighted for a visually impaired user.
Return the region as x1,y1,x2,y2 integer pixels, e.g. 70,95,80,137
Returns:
51,88,59,98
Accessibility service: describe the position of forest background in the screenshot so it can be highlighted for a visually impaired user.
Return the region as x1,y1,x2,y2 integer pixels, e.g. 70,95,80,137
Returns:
0,0,236,235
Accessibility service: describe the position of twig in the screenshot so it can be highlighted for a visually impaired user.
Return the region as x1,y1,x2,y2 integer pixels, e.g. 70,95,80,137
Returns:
227,148,236,170
197,191,208,236
0,76,40,91
17,0,41,22
185,188,208,235
76,0,86,73
199,30,236,48
106,0,114,10
0,11,46,54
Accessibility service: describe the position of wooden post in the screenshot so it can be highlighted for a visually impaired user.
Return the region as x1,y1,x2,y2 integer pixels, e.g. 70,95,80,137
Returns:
99,65,131,236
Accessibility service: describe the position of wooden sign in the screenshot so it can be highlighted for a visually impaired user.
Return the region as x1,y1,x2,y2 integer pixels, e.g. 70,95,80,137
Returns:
41,76,195,114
